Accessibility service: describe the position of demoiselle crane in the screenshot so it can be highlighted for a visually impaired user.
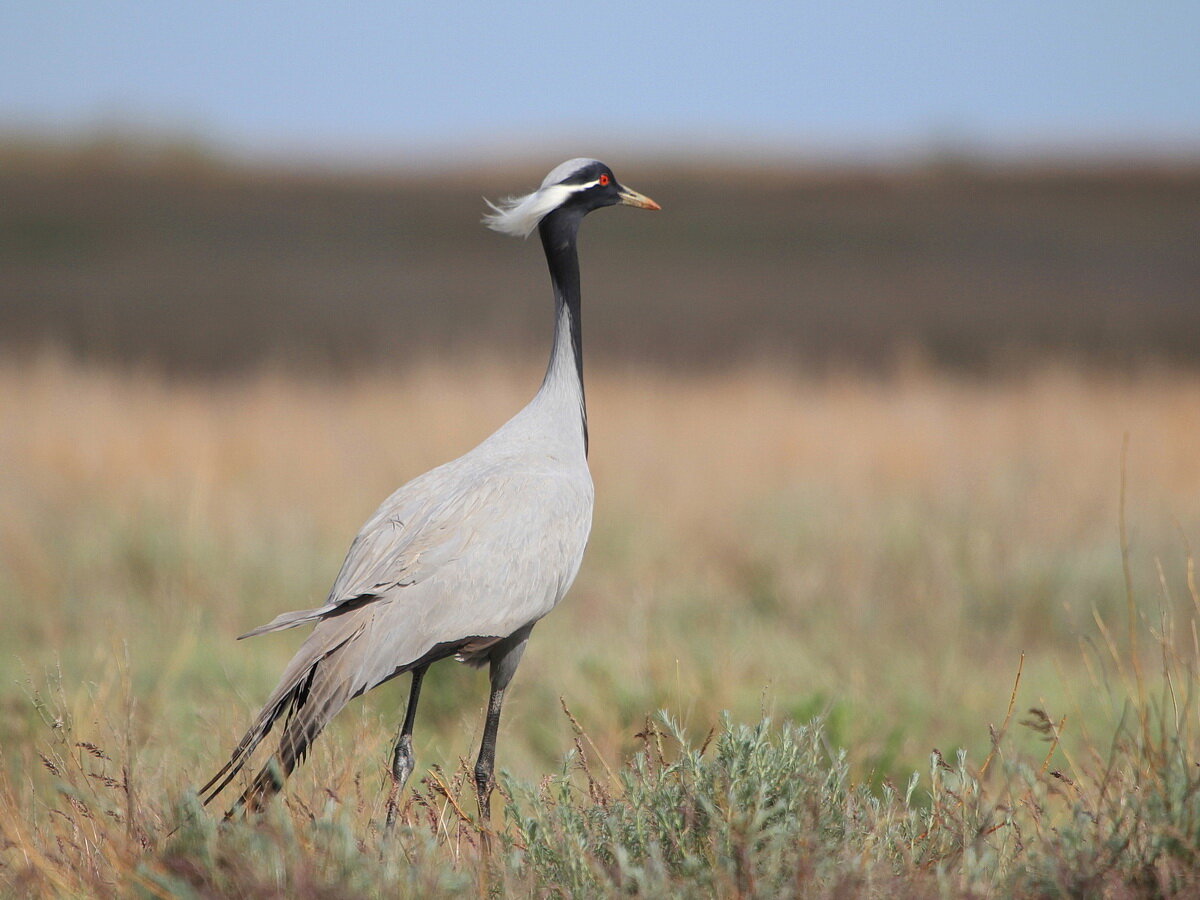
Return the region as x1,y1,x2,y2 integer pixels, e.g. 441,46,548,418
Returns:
200,160,660,827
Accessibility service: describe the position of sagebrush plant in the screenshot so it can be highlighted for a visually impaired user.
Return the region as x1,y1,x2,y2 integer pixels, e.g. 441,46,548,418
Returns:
505,712,923,895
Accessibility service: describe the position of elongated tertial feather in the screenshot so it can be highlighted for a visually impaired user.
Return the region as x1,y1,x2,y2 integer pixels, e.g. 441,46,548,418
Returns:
237,593,377,639
200,625,364,811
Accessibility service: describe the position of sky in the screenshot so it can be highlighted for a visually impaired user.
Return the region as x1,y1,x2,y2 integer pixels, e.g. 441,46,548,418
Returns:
3,1,1198,165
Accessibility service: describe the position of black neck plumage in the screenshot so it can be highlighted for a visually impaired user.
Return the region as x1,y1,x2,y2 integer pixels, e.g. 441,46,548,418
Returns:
539,209,588,454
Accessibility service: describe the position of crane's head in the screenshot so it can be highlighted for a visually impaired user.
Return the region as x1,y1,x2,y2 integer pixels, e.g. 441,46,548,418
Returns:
483,158,660,238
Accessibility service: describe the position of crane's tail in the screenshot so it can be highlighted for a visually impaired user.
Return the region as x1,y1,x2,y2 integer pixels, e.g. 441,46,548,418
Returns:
199,632,360,814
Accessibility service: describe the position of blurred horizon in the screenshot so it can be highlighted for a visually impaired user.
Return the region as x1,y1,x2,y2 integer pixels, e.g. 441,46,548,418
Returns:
4,2,1198,168
3,139,1198,376
4,1,1198,375
5,123,1200,175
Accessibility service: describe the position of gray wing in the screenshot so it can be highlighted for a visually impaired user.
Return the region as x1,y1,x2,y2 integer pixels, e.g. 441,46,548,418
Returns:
240,462,480,639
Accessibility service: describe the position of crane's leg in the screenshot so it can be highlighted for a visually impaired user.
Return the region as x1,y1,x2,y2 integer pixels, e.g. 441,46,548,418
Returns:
474,683,506,824
475,627,532,836
385,664,428,830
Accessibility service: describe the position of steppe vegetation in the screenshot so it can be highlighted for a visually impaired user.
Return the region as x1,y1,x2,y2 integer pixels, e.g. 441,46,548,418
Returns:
3,358,1199,895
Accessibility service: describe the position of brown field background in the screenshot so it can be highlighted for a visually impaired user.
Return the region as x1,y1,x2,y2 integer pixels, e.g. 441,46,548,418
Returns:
2,152,1199,374
1,151,1199,817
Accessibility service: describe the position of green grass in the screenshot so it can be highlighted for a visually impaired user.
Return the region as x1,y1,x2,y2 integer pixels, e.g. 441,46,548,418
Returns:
8,646,1200,897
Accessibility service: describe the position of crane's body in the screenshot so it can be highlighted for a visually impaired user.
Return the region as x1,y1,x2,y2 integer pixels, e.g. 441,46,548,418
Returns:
201,159,659,824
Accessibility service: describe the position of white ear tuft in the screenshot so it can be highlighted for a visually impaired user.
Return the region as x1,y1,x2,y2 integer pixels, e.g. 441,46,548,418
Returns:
482,184,572,238
482,159,600,238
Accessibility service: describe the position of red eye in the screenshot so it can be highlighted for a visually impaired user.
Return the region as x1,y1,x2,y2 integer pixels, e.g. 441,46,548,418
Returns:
598,173,610,186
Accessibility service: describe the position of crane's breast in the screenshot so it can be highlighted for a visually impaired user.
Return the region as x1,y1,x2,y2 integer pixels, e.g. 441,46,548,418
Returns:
445,463,594,629
362,458,593,645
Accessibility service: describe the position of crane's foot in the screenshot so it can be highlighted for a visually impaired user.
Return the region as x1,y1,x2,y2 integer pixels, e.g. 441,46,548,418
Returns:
475,764,495,854
385,734,416,831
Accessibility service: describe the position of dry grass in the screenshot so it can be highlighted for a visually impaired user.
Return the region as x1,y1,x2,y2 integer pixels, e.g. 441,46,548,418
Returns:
2,354,1200,895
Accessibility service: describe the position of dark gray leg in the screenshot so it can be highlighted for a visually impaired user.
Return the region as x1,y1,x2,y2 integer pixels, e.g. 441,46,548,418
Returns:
474,627,532,830
474,683,506,823
385,665,428,829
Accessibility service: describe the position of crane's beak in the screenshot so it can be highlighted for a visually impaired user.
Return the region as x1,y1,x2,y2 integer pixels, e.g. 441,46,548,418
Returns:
617,185,661,211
